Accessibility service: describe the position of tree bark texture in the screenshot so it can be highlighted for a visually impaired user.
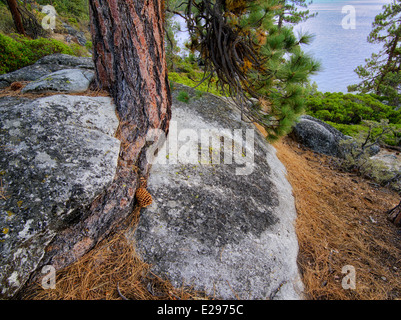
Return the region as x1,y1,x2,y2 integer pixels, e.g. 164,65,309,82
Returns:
22,0,171,289
7,0,26,35
89,0,171,175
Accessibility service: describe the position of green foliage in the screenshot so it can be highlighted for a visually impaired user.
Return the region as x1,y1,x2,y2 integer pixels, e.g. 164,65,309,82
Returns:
339,145,398,190
174,54,199,74
327,122,401,146
348,1,401,106
168,72,223,96
176,0,320,141
177,90,190,103
305,92,401,146
306,92,400,125
36,0,89,19
276,0,318,28
0,33,87,74
85,40,93,52
165,0,183,71
0,3,15,34
325,122,366,137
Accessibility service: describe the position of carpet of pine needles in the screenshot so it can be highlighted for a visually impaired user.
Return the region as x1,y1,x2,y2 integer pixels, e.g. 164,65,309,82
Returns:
22,209,210,300
275,137,401,300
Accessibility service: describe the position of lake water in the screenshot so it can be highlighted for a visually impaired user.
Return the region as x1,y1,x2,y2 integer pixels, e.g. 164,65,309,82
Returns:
294,0,392,93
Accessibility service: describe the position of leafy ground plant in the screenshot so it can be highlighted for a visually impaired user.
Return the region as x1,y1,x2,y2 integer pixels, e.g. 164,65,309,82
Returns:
0,33,88,74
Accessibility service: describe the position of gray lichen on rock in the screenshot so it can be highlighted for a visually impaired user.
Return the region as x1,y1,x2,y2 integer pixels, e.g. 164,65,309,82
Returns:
21,69,95,94
0,94,120,298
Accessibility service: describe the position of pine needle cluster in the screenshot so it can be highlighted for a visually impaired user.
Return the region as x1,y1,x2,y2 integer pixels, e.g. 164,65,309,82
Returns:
171,0,320,141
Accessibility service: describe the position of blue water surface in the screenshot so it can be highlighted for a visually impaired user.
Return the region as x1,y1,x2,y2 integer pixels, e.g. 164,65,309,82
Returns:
294,0,392,93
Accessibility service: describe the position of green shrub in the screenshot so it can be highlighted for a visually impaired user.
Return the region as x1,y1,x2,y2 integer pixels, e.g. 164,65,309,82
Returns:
0,34,29,74
36,0,89,19
305,92,400,125
327,121,401,146
168,72,223,96
177,90,190,103
68,17,78,25
195,90,204,99
339,147,398,190
0,33,87,74
85,40,93,52
326,122,367,137
305,91,401,146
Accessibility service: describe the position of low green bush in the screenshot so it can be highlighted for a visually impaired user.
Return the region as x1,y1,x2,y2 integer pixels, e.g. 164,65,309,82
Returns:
36,0,89,19
306,92,400,125
0,33,88,74
326,121,366,137
177,90,190,103
305,92,401,146
168,72,223,96
326,121,401,146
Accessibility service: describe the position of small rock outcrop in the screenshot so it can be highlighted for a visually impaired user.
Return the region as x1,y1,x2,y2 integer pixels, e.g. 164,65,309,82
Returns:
291,115,349,158
62,22,87,46
291,115,381,158
0,54,94,89
0,94,120,298
128,84,304,300
21,69,95,94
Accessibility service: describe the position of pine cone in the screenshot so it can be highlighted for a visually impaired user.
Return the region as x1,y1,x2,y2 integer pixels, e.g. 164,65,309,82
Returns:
136,187,152,208
10,82,23,91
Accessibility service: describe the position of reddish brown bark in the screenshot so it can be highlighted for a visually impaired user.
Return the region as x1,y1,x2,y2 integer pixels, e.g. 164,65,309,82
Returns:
7,0,26,36
87,0,171,230
26,0,172,280
90,0,171,171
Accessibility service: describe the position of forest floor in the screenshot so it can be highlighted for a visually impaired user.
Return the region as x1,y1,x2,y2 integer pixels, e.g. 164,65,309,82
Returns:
275,137,401,300
23,134,401,300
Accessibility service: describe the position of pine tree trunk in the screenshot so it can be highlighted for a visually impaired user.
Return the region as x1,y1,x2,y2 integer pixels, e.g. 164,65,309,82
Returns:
89,0,171,173
86,0,171,236
35,0,171,274
376,35,400,95
6,0,26,35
